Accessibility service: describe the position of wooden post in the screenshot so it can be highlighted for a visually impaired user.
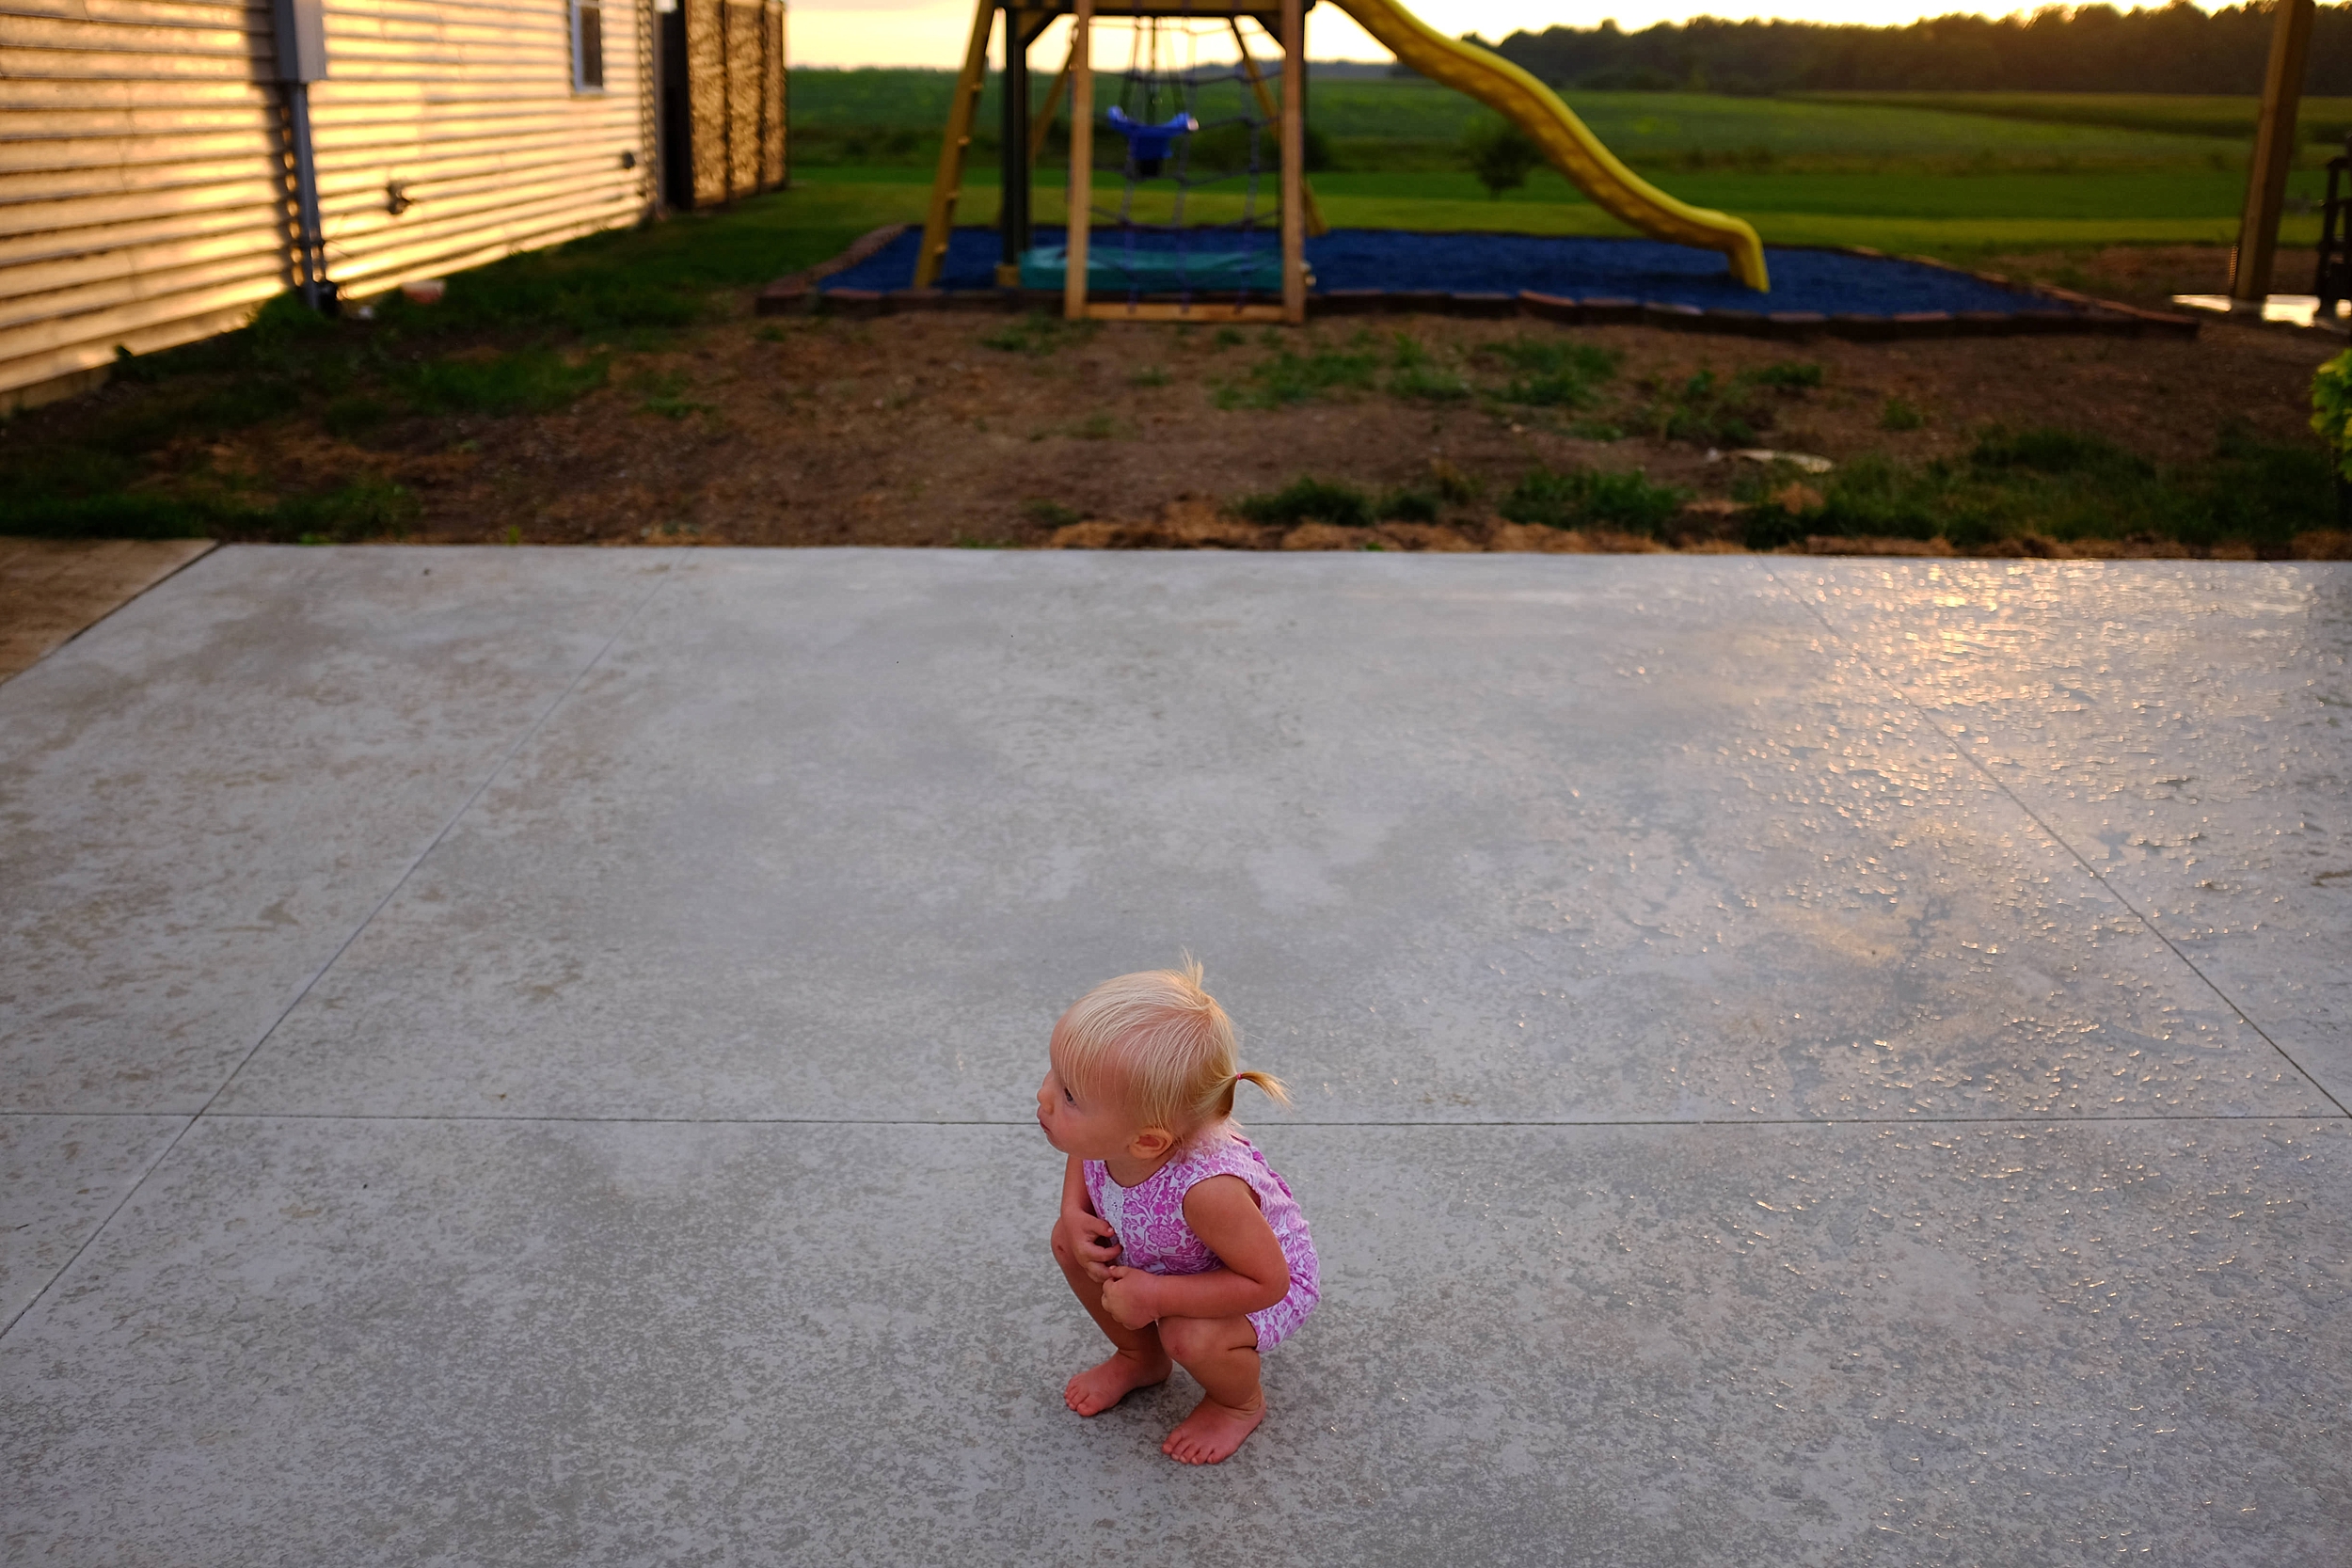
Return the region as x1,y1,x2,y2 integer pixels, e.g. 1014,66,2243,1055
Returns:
1029,37,1074,164
1231,17,1324,237
914,0,995,289
2230,0,2315,305
1064,0,1093,322
1000,10,1032,280
1279,0,1305,324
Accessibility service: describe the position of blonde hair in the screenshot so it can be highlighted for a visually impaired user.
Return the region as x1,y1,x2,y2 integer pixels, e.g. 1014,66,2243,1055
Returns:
1051,958,1289,1133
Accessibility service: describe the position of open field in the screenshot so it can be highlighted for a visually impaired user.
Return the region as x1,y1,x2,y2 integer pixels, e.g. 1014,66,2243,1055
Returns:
791,166,2328,254
788,75,2335,254
1789,90,2352,146
795,71,2350,170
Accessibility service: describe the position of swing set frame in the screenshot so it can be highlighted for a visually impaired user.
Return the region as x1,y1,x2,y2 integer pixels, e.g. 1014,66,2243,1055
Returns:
915,0,1313,325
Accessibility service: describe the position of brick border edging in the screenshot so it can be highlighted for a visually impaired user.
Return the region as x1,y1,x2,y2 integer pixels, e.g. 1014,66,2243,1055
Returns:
755,223,914,316
760,230,2200,341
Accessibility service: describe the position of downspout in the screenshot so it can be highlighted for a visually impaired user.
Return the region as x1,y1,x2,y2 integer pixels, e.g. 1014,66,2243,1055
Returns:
271,0,331,309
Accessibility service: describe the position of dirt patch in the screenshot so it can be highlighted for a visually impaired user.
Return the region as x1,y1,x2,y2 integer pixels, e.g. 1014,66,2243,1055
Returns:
1983,245,2324,311
353,305,2338,553
11,249,2346,557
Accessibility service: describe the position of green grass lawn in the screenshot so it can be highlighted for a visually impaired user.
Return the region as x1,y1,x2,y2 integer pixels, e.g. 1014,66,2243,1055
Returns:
796,71,2341,160
1788,91,2352,147
788,73,2335,253
792,170,2325,256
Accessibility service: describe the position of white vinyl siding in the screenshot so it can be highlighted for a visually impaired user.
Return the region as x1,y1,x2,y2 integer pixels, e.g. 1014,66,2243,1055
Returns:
0,0,660,404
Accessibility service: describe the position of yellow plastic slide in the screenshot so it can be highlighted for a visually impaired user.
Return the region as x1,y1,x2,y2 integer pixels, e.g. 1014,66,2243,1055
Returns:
1336,0,1770,291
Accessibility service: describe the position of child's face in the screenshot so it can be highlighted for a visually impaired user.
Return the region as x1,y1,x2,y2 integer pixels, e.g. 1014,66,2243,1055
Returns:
1036,1053,1146,1161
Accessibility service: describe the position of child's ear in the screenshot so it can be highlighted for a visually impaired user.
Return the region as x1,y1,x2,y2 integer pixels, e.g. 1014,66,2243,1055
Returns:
1129,1126,1174,1160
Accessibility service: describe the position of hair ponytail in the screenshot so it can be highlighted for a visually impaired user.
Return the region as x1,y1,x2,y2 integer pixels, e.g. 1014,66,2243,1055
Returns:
1230,1068,1291,1109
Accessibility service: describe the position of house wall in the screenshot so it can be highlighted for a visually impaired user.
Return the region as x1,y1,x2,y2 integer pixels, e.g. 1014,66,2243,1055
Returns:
1,0,661,408
1,0,293,405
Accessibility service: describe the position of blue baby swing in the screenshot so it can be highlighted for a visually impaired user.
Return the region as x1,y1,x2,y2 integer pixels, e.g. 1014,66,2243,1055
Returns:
1018,14,1287,300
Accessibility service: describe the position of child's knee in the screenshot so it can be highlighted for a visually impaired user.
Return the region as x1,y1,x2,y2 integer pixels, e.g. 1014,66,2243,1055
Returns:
1158,1314,1252,1366
1049,1227,1073,1267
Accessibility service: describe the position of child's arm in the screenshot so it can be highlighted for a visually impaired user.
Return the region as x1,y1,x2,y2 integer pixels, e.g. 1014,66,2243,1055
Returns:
1099,1176,1290,1326
1055,1154,1121,1281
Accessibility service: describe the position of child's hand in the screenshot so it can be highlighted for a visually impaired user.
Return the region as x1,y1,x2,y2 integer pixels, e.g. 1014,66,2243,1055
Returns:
1098,1266,1162,1330
1056,1210,1122,1281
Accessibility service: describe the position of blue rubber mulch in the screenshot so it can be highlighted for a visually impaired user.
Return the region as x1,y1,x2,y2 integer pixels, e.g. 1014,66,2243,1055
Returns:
820,226,2075,318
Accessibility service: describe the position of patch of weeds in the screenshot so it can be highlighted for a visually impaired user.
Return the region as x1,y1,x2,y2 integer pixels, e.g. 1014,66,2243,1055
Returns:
1880,397,1926,433
1068,412,1121,440
1566,419,1626,441
1746,360,1824,390
2200,420,2338,546
1386,336,1472,402
1480,339,1622,408
980,313,1096,356
1218,345,1378,410
11,473,421,544
269,478,422,543
1128,365,1172,388
1970,424,2148,478
1212,326,1245,349
375,256,705,340
1502,466,1690,536
2,486,224,540
1747,422,2336,554
1376,487,1441,523
753,324,788,342
401,348,610,415
323,395,396,439
85,379,308,456
1023,499,1082,528
1636,369,1765,446
1235,476,1375,528
1428,459,1480,505
628,367,714,420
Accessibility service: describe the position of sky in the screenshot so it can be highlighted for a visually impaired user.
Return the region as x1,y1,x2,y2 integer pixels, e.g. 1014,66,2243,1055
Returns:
788,1,2013,70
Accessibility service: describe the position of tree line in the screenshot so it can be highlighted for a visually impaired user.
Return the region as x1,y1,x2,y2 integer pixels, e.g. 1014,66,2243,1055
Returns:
1473,4,2352,97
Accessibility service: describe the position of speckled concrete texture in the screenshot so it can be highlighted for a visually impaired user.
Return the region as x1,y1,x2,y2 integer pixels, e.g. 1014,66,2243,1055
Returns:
1788,563,2352,1106
0,1115,181,1327
1,549,2345,1565
4,1118,2344,1565
0,547,675,1113
211,554,2325,1124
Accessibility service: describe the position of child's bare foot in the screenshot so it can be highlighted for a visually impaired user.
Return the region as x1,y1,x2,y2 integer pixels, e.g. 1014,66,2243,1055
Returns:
1064,1349,1170,1416
1161,1392,1265,1465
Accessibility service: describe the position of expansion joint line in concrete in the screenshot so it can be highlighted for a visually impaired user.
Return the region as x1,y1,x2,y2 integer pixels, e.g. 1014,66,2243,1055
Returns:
1767,565,2352,1123
48,1111,2349,1130
0,551,692,1348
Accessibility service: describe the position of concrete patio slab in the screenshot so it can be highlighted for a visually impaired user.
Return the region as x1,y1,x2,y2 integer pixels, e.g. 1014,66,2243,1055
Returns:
3,1116,2344,1567
215,553,2320,1124
0,1114,182,1329
1791,562,2352,1104
0,547,675,1113
2,548,2346,1566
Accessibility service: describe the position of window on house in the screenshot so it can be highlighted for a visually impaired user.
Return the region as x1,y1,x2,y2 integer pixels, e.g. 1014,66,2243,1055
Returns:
573,0,604,90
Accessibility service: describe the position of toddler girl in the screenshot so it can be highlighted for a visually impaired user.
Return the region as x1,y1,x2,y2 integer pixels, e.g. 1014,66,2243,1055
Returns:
1037,961,1319,1465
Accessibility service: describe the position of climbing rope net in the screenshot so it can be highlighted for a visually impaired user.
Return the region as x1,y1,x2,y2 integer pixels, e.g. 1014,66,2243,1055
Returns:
1045,13,1286,301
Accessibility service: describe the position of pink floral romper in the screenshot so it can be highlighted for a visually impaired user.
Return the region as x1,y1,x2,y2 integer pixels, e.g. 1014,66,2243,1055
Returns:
1084,1130,1320,1353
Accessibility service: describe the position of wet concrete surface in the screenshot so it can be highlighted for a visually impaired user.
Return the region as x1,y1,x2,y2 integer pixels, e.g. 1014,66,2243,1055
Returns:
2,549,2345,1564
1790,562,2352,1108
